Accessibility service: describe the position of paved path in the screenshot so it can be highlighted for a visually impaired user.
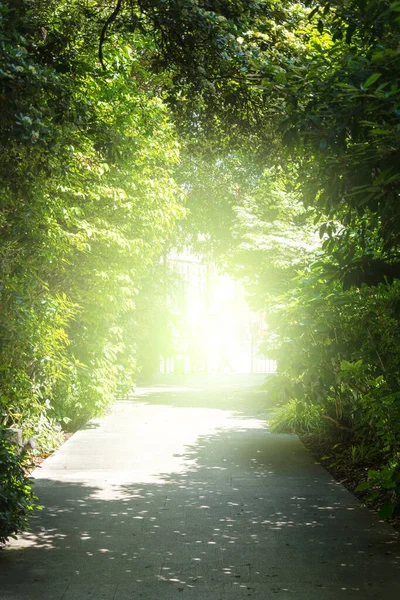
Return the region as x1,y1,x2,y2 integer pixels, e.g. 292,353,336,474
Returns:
1,374,400,599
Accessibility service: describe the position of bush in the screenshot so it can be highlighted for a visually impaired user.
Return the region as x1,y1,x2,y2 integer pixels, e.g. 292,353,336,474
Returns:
269,399,323,434
356,461,400,520
0,429,38,546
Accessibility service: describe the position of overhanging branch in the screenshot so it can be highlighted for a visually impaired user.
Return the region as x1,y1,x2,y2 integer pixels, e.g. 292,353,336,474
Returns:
99,0,124,70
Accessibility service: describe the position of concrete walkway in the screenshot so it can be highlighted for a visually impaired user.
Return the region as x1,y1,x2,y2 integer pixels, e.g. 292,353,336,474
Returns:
1,374,400,599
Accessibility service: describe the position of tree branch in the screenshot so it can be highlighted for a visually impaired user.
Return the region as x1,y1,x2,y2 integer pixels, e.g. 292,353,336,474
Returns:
99,0,124,71
322,414,353,432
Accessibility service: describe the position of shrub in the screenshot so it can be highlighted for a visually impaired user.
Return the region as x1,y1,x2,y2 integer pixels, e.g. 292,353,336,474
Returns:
269,399,323,434
0,429,38,546
356,461,400,520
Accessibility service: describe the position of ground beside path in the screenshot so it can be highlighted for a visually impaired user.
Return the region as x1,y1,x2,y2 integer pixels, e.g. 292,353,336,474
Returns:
1,374,400,599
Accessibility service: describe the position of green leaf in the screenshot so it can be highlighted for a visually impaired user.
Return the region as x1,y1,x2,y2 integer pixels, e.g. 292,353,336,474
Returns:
378,503,395,520
355,481,372,492
363,73,382,89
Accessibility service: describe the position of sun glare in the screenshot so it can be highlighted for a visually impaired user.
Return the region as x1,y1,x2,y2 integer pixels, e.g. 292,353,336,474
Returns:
164,250,275,375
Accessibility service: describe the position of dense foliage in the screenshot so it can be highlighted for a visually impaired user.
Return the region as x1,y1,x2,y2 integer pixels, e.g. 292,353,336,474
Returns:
223,0,400,518
0,429,38,544
0,0,184,445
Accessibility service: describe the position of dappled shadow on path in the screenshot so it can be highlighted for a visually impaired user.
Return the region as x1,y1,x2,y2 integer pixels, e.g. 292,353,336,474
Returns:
1,379,400,599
